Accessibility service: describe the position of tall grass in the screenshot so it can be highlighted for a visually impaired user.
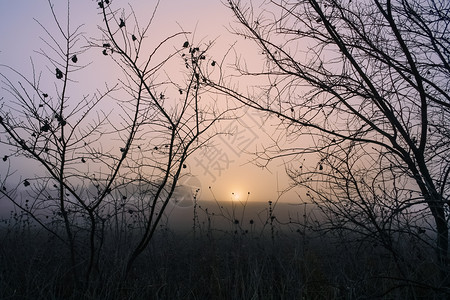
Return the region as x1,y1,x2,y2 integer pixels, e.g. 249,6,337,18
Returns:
0,198,446,299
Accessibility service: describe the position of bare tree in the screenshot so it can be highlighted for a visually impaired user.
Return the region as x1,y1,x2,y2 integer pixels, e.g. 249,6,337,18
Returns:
207,0,449,294
95,0,231,275
0,0,227,292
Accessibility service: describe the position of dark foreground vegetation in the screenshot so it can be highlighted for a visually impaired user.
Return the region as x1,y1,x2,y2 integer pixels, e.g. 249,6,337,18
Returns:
0,203,446,300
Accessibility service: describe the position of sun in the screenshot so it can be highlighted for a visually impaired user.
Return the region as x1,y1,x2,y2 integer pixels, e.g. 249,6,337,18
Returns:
231,192,240,202
230,190,251,202
227,183,251,202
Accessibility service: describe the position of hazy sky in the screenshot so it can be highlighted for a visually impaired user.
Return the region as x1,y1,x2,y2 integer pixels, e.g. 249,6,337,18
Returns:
0,0,299,204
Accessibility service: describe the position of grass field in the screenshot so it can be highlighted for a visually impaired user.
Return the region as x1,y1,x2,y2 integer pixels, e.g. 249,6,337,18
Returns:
0,200,446,299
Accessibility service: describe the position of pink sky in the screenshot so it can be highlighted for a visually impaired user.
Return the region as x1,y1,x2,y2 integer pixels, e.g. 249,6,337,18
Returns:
0,1,299,203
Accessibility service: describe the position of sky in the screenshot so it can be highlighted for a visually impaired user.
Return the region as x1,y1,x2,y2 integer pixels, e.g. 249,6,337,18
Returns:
0,0,300,206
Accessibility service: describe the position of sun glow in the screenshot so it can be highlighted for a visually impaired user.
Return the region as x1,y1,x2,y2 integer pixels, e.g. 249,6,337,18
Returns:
231,192,240,202
230,190,251,203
